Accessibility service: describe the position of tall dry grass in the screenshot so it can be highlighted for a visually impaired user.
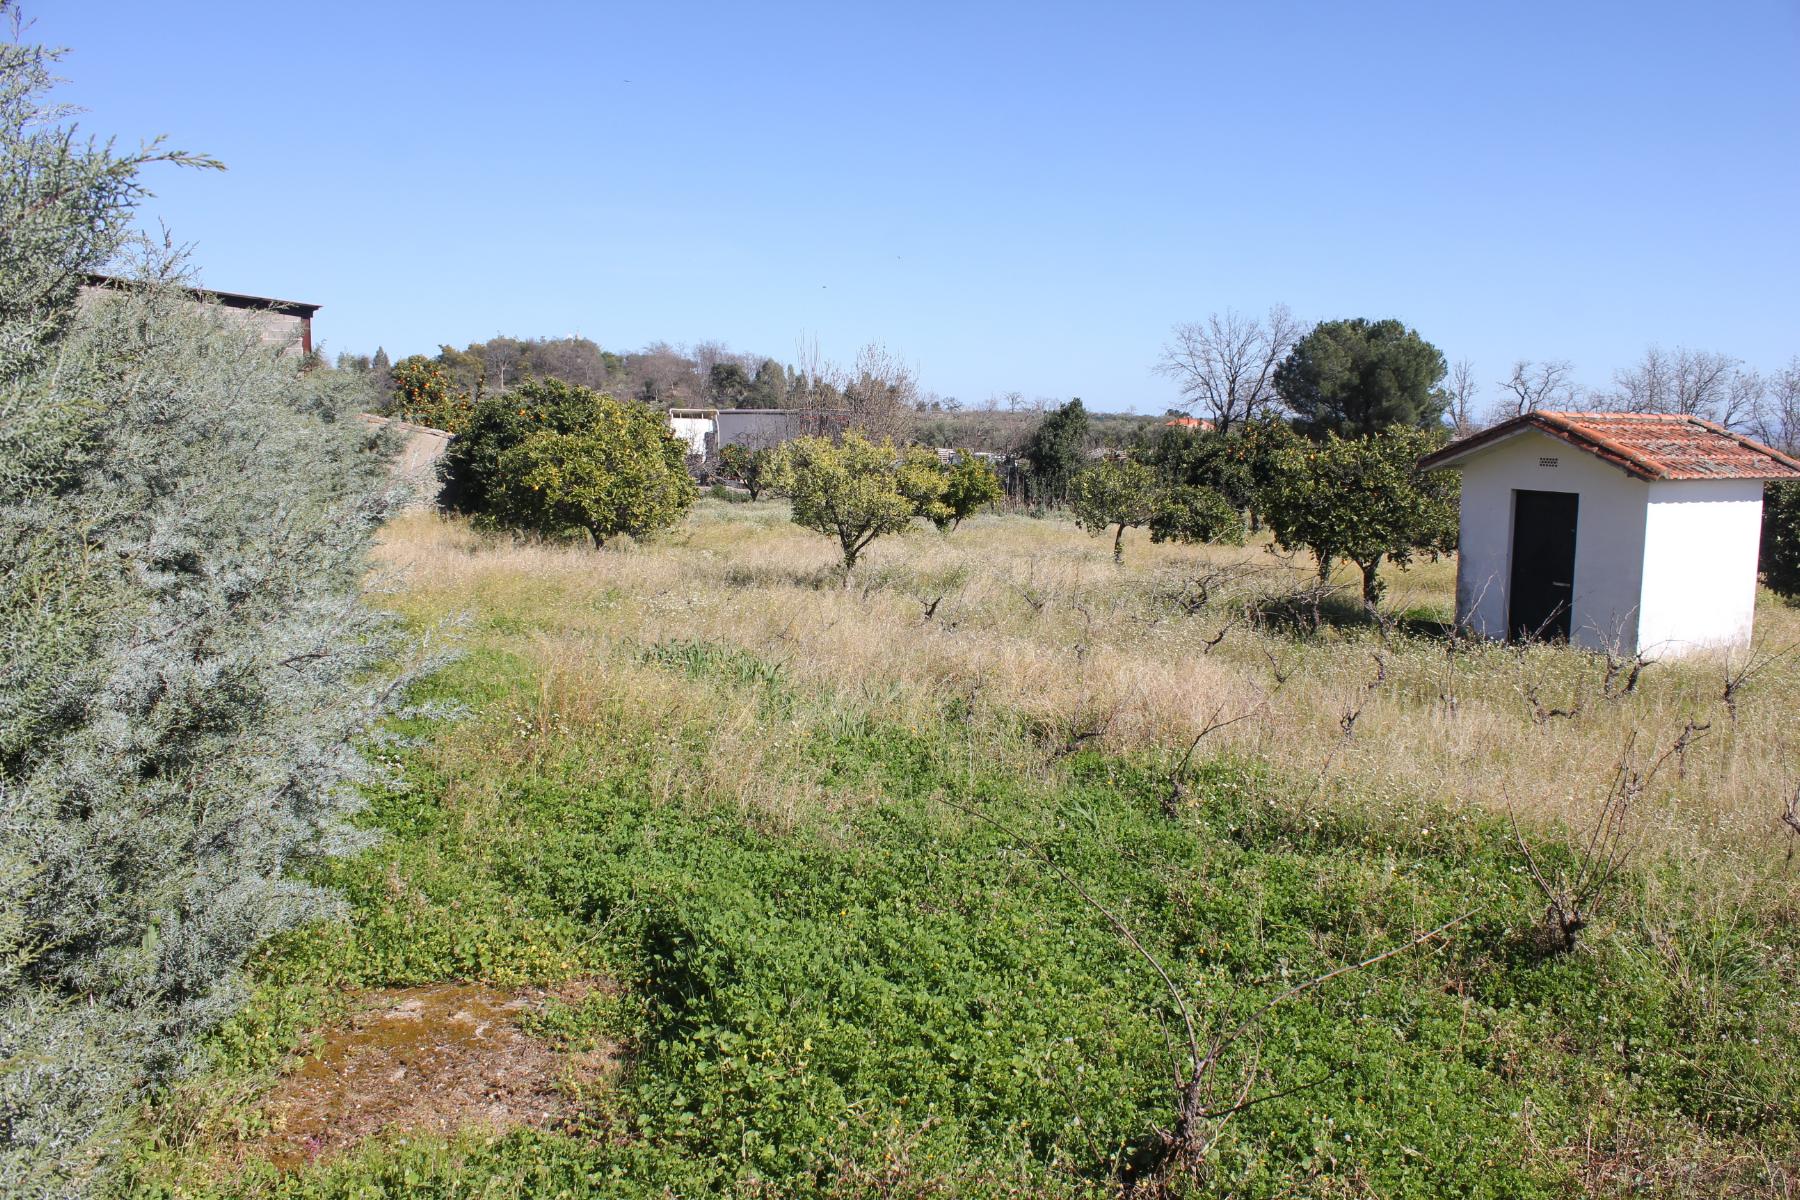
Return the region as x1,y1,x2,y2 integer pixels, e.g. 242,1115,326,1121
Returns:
373,500,1800,907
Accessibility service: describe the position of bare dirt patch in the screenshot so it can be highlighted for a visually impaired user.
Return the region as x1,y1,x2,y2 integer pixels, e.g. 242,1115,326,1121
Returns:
255,980,615,1168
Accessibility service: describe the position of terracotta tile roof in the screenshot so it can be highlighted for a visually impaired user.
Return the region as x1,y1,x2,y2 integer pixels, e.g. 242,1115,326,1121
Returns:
1163,416,1214,430
1420,411,1800,482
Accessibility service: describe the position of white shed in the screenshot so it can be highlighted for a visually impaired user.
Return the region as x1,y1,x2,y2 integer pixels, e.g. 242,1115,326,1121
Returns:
1420,411,1800,658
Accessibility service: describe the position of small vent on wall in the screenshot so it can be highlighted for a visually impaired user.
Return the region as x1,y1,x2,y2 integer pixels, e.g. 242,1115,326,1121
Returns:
1538,456,1559,468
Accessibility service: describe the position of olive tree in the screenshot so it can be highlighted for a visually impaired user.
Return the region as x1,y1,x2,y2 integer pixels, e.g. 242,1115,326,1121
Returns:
1257,426,1459,604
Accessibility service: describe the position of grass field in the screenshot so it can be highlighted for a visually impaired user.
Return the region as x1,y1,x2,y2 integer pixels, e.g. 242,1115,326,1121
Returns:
118,502,1800,1197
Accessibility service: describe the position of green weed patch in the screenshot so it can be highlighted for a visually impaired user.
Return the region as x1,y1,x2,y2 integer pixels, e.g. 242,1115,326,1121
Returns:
117,648,1800,1198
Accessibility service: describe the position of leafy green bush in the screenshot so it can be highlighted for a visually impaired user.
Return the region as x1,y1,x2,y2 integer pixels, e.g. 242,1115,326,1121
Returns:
441,379,695,546
1761,481,1800,600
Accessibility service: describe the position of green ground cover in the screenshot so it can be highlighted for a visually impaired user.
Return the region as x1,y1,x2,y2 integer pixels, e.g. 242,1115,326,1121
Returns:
116,563,1800,1199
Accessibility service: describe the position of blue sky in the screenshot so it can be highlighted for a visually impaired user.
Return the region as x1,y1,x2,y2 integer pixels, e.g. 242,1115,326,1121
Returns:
33,1,1800,412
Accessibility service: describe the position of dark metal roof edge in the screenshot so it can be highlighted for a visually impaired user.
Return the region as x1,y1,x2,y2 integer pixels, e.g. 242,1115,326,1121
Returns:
84,272,321,317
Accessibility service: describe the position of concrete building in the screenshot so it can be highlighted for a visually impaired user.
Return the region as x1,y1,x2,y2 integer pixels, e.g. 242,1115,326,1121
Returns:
1420,411,1800,657
666,407,852,456
81,274,319,356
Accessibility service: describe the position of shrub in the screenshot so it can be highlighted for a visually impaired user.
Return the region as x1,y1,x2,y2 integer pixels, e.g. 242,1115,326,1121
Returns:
1763,481,1800,600
1021,398,1089,506
441,379,695,546
0,39,420,1189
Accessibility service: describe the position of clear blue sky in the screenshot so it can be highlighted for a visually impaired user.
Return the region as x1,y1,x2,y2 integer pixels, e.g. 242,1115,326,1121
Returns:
33,1,1800,412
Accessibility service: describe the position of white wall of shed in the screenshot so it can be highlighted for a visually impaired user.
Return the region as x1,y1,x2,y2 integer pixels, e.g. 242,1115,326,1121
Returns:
1636,479,1764,656
668,416,714,455
1450,428,1649,652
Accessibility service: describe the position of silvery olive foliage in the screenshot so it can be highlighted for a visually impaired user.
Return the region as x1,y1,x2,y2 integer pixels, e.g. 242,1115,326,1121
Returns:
1,13,427,1194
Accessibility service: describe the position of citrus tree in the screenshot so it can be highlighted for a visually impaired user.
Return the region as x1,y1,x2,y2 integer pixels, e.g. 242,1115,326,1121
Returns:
1150,484,1245,547
1257,425,1458,604
1762,482,1800,600
389,354,470,432
939,452,1004,529
784,432,931,583
1071,457,1160,563
444,379,695,546
717,443,780,501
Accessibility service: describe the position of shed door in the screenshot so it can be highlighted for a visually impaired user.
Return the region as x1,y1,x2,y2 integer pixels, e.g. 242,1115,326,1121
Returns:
1508,490,1579,642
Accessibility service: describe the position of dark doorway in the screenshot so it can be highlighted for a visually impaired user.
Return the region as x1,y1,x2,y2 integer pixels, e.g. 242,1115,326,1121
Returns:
1508,490,1579,641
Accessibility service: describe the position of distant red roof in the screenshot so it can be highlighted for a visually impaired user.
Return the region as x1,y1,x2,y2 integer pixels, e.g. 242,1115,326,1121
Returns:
1163,416,1214,430
1420,411,1800,482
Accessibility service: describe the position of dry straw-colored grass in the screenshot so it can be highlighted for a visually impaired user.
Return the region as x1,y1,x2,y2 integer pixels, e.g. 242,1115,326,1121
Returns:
373,500,1800,905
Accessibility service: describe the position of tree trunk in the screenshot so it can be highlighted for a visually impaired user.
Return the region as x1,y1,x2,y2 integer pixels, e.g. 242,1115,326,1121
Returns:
1359,556,1383,605
1316,552,1333,581
1113,524,1126,564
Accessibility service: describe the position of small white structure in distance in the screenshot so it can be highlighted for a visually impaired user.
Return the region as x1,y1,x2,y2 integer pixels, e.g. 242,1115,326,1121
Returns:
1420,411,1800,658
667,407,718,456
666,408,854,457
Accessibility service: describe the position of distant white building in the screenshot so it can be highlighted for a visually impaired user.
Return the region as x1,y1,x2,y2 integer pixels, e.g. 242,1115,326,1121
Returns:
666,407,851,457
1420,411,1800,658
667,408,717,456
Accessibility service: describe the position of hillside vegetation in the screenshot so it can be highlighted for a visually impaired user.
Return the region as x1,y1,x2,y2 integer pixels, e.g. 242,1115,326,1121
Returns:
121,503,1800,1197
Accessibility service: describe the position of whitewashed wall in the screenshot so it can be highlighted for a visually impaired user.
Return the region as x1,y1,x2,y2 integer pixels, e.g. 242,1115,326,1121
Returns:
669,415,714,455
1637,479,1764,655
1451,429,1650,652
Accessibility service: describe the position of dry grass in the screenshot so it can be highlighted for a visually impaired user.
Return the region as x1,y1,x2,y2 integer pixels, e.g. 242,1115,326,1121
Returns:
373,500,1800,907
